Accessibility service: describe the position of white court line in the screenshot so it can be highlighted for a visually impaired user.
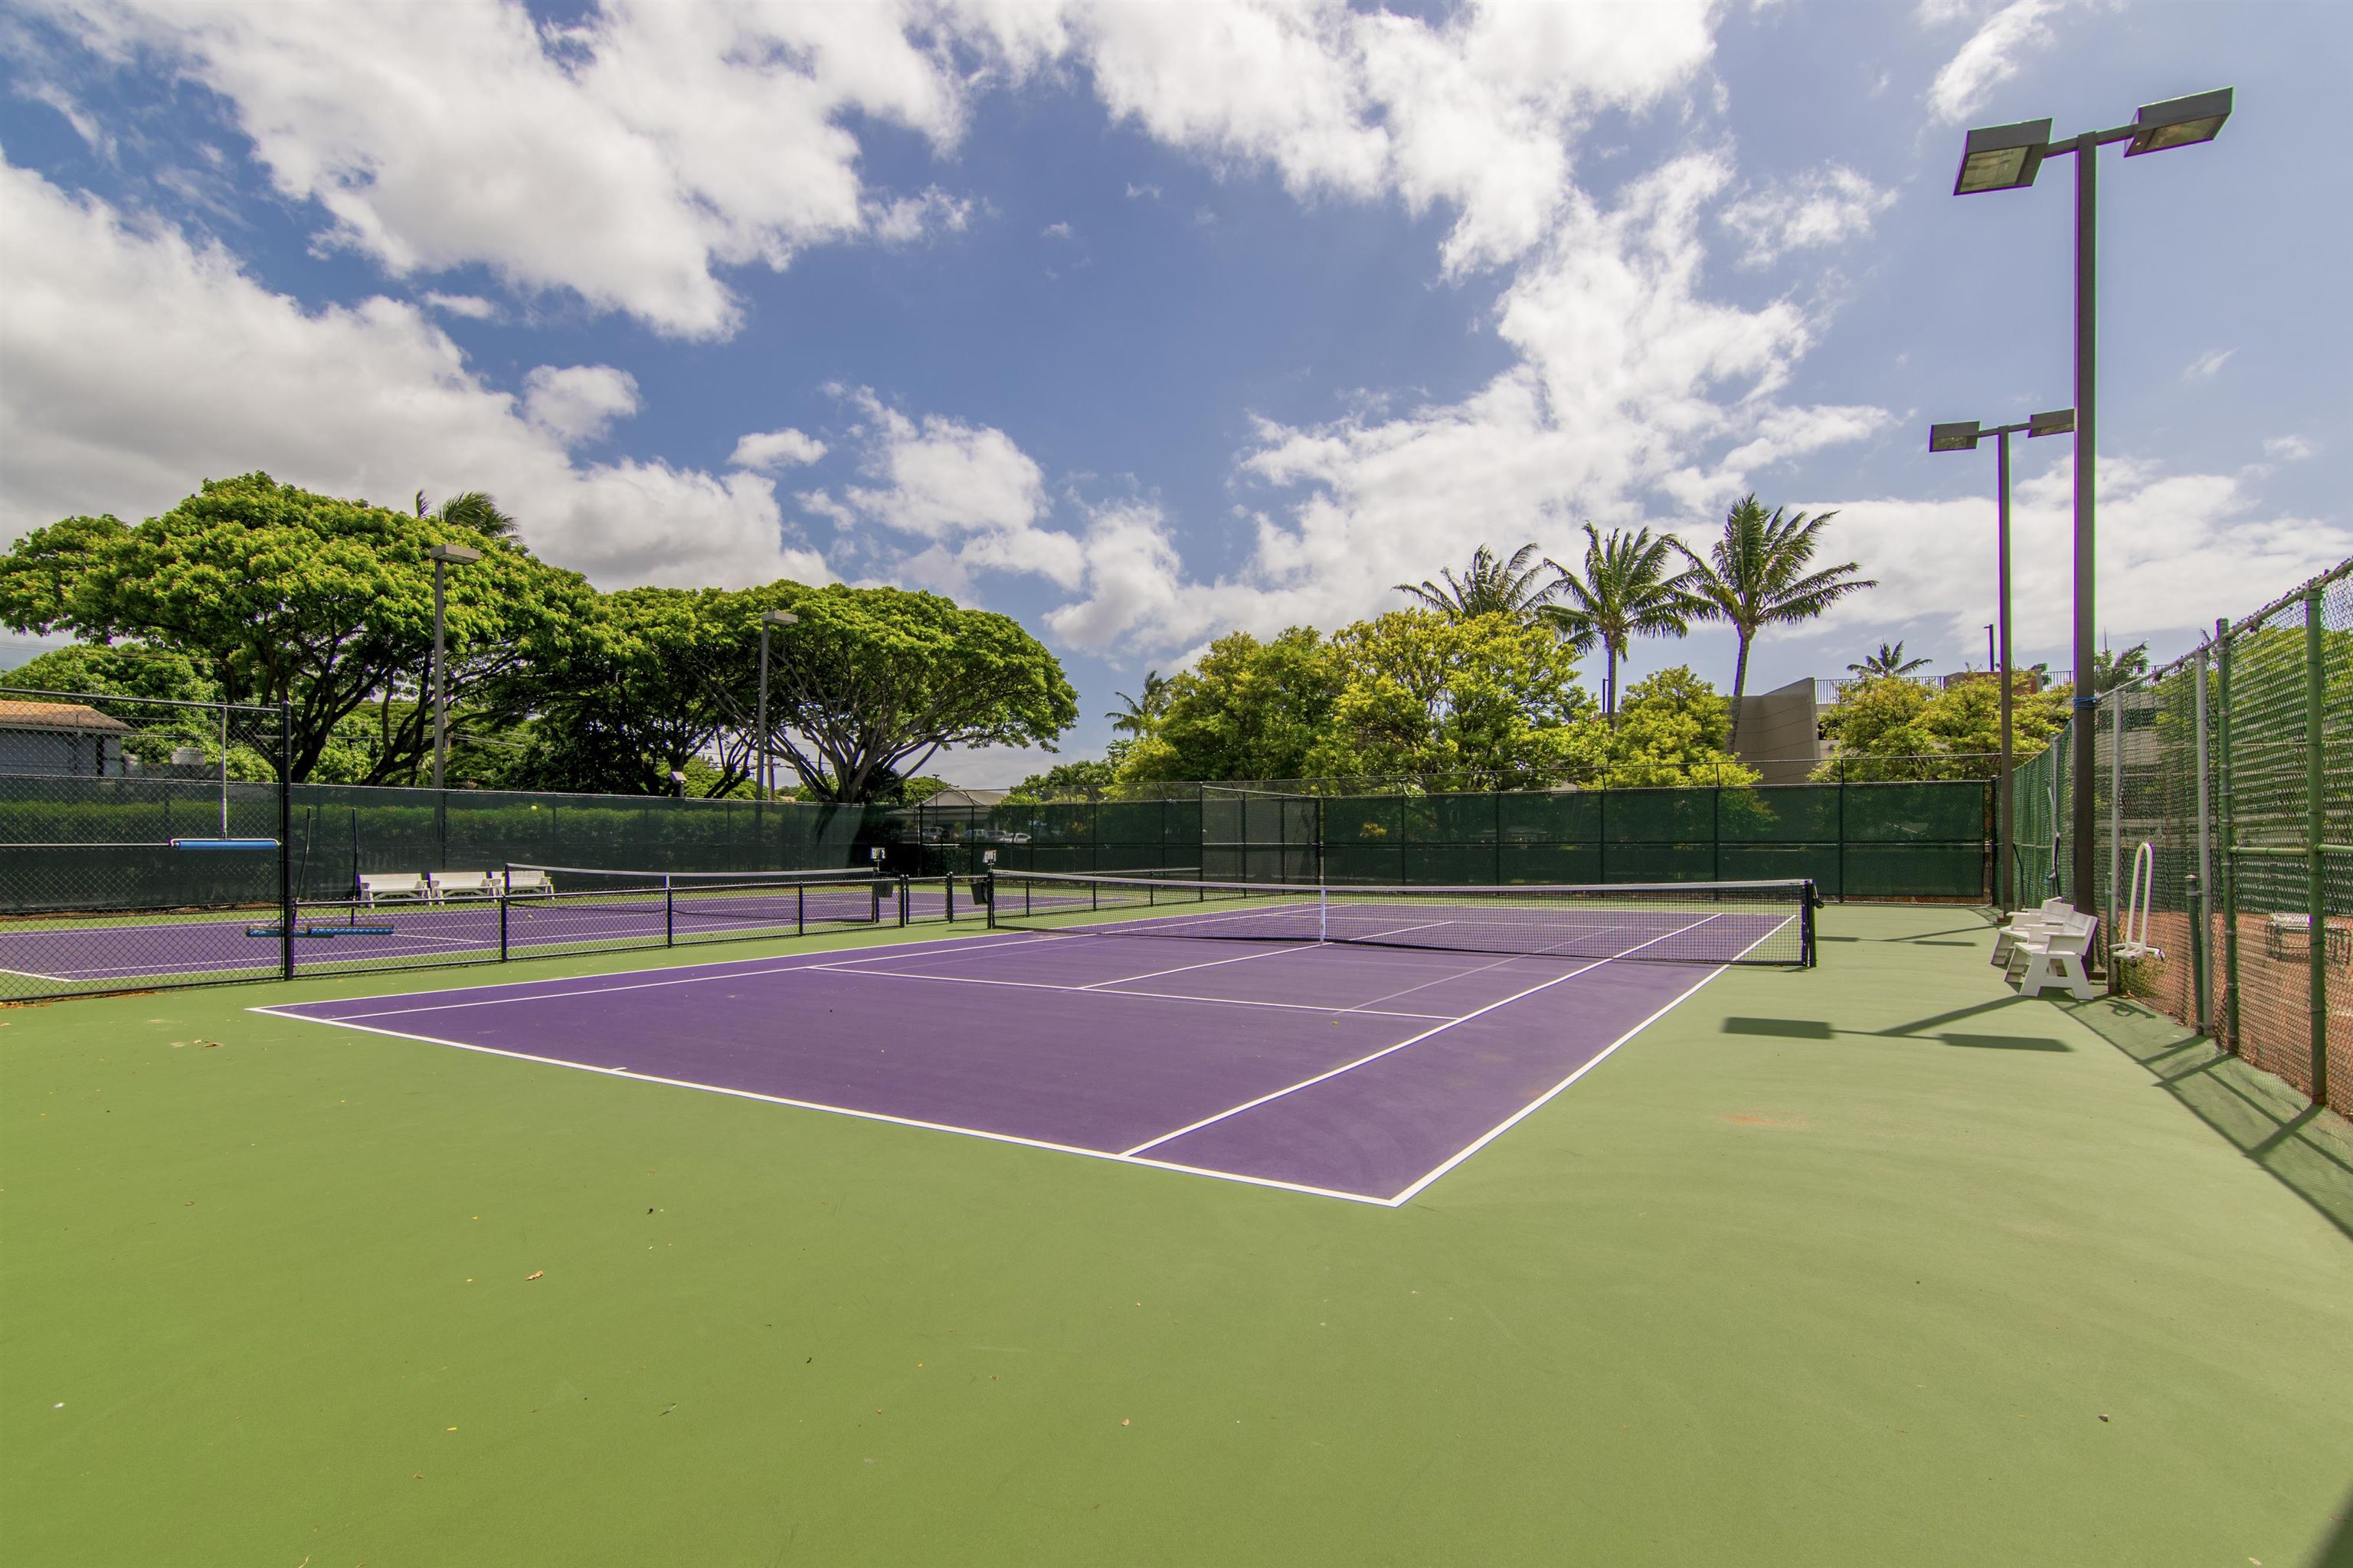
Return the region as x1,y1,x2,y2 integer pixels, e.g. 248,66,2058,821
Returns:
1118,913,1725,1157
803,965,1458,1022
0,964,77,981
241,1009,1395,1207
1379,906,1803,1204
257,928,1067,1021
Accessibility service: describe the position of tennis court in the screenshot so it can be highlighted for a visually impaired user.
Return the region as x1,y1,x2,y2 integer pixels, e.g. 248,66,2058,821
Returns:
255,876,1807,1203
0,871,891,987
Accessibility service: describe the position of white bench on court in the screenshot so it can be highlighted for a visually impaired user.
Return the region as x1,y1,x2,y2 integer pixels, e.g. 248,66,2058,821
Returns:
428,869,498,901
358,872,432,905
2004,909,2099,1000
1992,897,2075,967
502,867,555,899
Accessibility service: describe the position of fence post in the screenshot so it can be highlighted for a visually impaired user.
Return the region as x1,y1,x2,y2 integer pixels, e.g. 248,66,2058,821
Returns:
2216,618,2240,1052
664,875,674,948
2106,690,2124,993
2191,645,2214,1033
2305,588,2330,1107
499,869,509,962
1835,781,1846,904
278,703,295,980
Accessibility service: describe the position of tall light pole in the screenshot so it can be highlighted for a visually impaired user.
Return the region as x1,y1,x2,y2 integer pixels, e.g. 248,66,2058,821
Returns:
1931,407,2073,912
757,610,799,803
1952,87,2232,912
427,542,480,791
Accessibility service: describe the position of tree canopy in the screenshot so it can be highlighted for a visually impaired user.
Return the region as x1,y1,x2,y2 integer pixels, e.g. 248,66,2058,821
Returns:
1566,666,1757,788
1307,611,1592,787
1815,673,2067,781
1115,627,1340,784
0,473,596,781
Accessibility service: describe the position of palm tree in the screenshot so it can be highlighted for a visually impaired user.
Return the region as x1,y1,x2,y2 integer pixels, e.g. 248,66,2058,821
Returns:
2091,640,2150,693
1538,523,1699,722
1674,495,1876,752
416,489,521,542
1396,543,1559,621
1106,671,1171,736
1847,640,1930,680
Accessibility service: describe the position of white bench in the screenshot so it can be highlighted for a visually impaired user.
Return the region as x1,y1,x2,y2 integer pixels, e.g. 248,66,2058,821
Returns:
1992,898,2075,967
358,872,432,905
2004,910,2099,1000
428,870,498,901
502,867,555,899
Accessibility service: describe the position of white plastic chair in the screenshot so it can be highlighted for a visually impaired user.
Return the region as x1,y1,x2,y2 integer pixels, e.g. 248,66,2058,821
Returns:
2007,912,2099,1000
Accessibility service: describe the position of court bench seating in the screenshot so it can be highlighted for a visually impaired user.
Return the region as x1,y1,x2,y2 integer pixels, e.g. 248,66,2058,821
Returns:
1998,904,2099,1000
358,869,557,905
2264,912,2351,966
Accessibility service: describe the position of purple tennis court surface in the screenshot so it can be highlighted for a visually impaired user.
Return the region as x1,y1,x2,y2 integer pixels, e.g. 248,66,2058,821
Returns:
0,884,889,984
256,911,1771,1205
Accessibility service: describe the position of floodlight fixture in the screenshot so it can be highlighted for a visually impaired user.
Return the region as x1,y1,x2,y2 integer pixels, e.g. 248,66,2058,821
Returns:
1953,118,2052,195
428,542,482,565
1929,421,1982,453
2027,408,2075,437
2125,89,2232,158
763,609,799,627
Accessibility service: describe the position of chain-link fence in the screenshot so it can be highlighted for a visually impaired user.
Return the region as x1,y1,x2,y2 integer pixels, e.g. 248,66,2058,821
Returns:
2025,559,2350,1116
0,686,293,997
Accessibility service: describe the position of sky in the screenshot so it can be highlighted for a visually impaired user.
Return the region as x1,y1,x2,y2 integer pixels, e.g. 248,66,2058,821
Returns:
2,0,2346,784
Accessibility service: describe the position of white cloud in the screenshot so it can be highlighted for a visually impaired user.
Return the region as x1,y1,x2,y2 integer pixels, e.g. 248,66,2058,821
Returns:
1040,220,1075,241
1810,453,2353,653
865,185,976,245
1078,0,1715,277
730,428,828,473
2263,434,2314,461
1124,182,1162,200
0,159,826,590
2181,347,2234,381
1720,165,1898,267
521,364,639,446
828,390,1084,591
1928,0,2063,125
421,291,496,319
55,0,985,338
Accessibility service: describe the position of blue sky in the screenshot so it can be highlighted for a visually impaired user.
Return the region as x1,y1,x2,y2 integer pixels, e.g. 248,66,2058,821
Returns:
2,1,2345,782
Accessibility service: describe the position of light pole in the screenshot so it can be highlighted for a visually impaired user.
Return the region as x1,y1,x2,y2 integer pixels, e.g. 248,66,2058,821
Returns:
757,610,799,803
1952,87,2232,912
1930,408,2073,912
427,542,480,791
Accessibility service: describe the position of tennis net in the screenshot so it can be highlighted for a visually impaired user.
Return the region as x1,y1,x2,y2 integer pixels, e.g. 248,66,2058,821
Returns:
983,871,1815,966
499,863,883,934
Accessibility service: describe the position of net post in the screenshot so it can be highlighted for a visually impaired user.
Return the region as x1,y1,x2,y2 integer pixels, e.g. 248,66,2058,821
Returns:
664,874,675,948
898,873,911,928
945,873,957,923
1317,885,1329,943
2304,588,2329,1107
797,882,805,938
1801,880,1818,968
499,863,511,962
277,702,295,981
983,871,997,929
2216,618,2240,1052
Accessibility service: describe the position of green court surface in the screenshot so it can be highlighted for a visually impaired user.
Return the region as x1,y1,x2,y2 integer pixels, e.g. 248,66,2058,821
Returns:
4,905,2348,1566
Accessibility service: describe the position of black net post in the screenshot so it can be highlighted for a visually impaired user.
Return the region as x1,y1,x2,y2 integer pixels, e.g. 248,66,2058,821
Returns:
278,702,294,981
664,876,675,947
499,867,511,962
797,882,806,938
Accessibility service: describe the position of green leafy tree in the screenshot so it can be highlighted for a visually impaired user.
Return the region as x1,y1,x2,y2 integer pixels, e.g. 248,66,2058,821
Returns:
1672,495,1875,751
1105,672,1172,737
1115,628,1341,783
1566,666,1757,788
1539,524,1699,722
1815,674,2067,781
1307,611,1594,789
732,584,1078,803
1847,640,1929,679
508,587,748,796
1396,544,1561,622
0,473,596,781
1006,758,1122,802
